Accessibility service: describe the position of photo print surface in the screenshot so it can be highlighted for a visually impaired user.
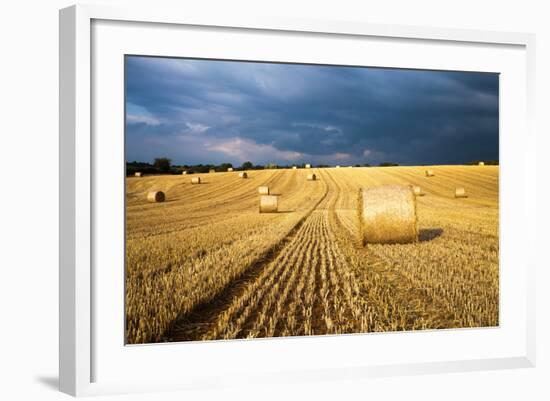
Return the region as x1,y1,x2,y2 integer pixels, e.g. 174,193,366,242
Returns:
125,56,499,344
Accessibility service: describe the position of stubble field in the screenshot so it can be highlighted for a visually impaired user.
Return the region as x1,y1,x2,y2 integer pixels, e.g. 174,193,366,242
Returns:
125,166,499,344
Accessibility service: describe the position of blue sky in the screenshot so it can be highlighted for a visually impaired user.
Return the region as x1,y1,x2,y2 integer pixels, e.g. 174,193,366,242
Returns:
125,56,498,166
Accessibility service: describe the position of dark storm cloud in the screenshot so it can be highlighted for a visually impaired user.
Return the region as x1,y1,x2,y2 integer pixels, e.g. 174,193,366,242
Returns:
125,56,498,166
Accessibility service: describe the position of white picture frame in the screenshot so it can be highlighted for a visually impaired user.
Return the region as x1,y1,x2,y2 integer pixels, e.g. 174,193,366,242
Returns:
59,4,536,397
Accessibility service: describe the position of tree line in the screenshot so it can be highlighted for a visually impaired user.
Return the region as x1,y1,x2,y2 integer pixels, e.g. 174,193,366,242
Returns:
126,157,498,175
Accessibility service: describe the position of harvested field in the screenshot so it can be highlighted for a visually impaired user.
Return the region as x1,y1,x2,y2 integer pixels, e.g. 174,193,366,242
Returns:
126,165,499,344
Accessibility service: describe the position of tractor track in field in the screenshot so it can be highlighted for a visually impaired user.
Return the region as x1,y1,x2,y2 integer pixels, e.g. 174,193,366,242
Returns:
160,175,330,342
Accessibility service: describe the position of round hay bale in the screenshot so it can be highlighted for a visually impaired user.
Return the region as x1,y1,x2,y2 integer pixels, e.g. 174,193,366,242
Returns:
227,167,233,172
259,195,278,213
191,177,201,184
478,161,485,166
147,191,165,203
425,170,434,177
307,173,316,181
411,185,424,196
239,172,248,178
455,187,468,198
134,172,142,177
209,169,216,173
181,171,188,175
258,186,270,195
359,185,418,244
292,166,297,170
305,164,311,169
336,165,340,168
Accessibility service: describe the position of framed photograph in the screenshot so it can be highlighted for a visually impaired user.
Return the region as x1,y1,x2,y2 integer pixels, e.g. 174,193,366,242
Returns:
59,4,536,396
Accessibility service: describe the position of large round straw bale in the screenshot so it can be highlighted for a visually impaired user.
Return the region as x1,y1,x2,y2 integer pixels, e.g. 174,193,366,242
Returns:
455,187,468,198
147,191,165,202
411,185,424,196
359,185,418,244
258,186,270,195
305,164,311,169
191,177,201,184
259,195,278,213
227,167,233,172
425,170,434,177
307,173,316,181
239,172,248,178
478,161,485,166
134,172,142,177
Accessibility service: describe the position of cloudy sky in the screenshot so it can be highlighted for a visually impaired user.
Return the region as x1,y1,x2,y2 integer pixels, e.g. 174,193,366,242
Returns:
125,56,498,166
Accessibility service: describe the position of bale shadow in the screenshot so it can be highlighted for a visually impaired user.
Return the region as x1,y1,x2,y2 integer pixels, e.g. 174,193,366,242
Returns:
419,228,443,242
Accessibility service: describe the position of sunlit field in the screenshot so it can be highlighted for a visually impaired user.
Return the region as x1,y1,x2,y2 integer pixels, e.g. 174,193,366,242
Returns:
125,165,499,344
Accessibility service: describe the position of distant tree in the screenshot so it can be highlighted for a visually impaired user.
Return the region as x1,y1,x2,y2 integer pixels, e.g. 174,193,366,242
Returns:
265,163,278,169
194,164,210,173
241,161,254,170
379,162,399,167
153,157,172,171
362,163,371,167
219,162,233,171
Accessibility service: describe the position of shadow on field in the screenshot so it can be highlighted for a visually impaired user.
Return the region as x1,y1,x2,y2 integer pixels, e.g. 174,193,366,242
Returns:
419,228,443,242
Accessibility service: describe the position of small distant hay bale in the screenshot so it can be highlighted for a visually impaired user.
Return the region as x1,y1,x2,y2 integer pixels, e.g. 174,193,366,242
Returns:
134,172,142,177
227,167,233,172
305,164,311,169
181,171,188,175
209,169,216,173
425,170,435,177
191,177,201,184
411,185,425,196
455,187,468,198
307,173,317,181
348,166,353,168
147,191,165,203
259,195,278,213
258,186,270,195
336,165,340,168
478,161,485,166
359,185,418,245
292,166,297,170
239,172,248,178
